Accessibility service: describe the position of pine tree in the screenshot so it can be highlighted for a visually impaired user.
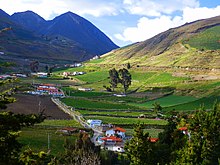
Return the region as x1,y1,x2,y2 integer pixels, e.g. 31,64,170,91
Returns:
125,123,153,165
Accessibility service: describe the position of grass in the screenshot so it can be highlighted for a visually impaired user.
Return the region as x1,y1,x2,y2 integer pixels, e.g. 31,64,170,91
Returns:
84,116,167,125
163,95,220,111
125,128,164,137
73,70,108,83
185,26,220,50
37,119,82,127
61,97,143,110
18,126,78,156
78,110,154,117
18,119,84,155
130,95,198,109
62,87,110,97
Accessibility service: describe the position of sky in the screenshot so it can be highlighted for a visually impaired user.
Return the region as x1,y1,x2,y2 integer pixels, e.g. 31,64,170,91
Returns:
0,0,220,47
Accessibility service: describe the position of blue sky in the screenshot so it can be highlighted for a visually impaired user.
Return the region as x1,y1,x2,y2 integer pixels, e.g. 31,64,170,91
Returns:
0,0,220,47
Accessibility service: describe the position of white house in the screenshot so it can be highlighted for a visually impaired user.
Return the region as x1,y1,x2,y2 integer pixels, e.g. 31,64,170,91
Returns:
87,119,102,128
105,127,126,139
78,87,93,91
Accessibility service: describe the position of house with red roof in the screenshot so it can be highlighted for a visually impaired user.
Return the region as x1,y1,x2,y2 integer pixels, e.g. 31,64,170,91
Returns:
149,137,159,143
179,127,188,135
105,127,126,139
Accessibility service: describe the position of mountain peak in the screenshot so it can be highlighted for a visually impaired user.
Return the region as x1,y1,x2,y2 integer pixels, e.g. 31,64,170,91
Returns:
0,9,10,18
11,10,46,32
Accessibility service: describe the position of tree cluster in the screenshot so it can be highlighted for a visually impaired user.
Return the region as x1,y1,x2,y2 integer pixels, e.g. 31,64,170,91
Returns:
125,102,220,165
108,68,132,93
0,111,46,164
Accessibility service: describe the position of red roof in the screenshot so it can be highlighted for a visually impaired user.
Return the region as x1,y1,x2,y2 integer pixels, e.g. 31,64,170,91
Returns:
179,127,188,131
114,127,126,132
149,138,159,143
101,136,122,142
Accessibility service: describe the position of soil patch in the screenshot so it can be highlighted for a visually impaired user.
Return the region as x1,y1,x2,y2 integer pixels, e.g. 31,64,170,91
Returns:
4,94,72,120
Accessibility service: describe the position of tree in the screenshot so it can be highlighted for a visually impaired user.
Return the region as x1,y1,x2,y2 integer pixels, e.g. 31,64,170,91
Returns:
152,102,162,114
127,62,131,69
19,149,55,165
109,68,120,91
60,133,101,165
118,68,132,94
124,123,153,165
30,61,39,72
0,111,46,164
173,102,220,165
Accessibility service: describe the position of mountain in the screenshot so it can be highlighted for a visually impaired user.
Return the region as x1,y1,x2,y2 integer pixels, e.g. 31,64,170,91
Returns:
99,16,220,69
41,12,118,55
0,10,92,64
0,9,119,65
11,11,46,33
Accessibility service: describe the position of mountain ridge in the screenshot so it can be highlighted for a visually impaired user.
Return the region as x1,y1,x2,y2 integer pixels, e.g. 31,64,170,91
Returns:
99,15,220,69
0,9,119,65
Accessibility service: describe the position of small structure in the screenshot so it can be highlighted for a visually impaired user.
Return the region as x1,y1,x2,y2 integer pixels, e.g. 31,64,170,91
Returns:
149,137,159,143
36,72,48,78
56,127,77,135
179,127,188,135
87,119,102,128
105,127,126,139
78,87,93,91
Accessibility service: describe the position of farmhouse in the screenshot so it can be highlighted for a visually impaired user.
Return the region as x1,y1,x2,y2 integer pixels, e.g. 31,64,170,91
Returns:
30,84,65,97
105,127,126,139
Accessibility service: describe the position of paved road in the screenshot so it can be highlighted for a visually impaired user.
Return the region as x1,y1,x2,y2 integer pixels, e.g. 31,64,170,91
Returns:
51,97,103,144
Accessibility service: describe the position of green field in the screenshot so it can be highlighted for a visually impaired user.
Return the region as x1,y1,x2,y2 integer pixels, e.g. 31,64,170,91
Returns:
185,26,220,50
163,96,220,111
61,97,143,110
84,116,167,125
131,95,198,109
18,119,83,155
62,87,110,97
36,119,82,127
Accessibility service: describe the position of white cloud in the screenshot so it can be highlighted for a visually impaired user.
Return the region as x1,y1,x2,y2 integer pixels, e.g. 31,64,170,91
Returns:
115,16,183,42
115,5,220,43
0,0,121,19
123,0,199,16
182,6,220,23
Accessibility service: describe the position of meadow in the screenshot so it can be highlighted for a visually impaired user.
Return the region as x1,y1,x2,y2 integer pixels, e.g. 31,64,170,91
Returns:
18,120,81,155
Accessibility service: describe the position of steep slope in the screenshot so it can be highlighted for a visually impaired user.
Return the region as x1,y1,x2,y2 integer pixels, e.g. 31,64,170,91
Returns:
42,12,119,55
11,11,47,33
100,16,220,69
0,10,92,63
1,9,119,63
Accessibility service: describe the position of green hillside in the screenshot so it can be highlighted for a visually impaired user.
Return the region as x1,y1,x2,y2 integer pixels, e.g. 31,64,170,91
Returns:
185,26,220,50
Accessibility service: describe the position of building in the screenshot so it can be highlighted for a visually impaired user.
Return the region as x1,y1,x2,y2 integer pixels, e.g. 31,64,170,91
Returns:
87,119,102,128
78,87,93,91
105,127,126,139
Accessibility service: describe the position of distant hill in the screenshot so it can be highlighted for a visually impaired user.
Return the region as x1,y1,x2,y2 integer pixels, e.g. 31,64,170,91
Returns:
0,9,119,65
99,15,220,69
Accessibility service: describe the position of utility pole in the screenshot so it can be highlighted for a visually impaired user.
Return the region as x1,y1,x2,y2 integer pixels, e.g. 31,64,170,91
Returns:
47,133,50,150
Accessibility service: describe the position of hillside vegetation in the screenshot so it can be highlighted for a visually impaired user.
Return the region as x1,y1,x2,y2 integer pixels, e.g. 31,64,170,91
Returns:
96,16,220,70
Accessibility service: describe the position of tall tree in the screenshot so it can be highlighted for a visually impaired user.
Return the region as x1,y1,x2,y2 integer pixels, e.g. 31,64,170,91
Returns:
109,68,119,91
173,102,220,165
124,123,153,165
0,112,46,164
60,133,101,165
118,68,132,94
